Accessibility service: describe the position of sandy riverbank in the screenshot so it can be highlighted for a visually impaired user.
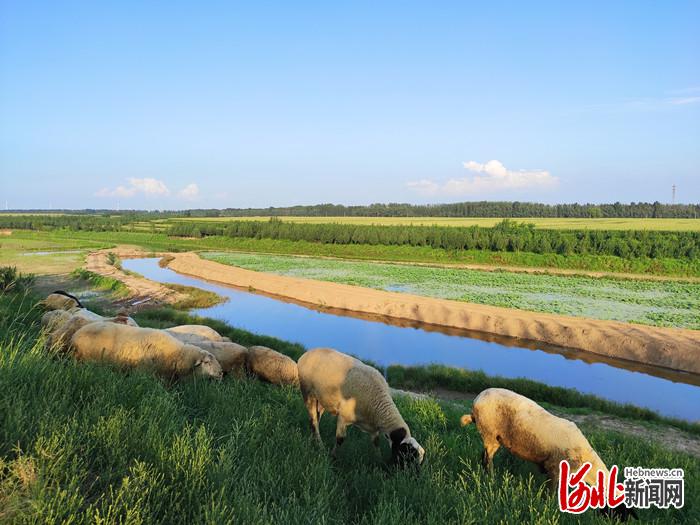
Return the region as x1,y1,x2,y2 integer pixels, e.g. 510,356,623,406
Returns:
86,248,187,305
166,252,700,375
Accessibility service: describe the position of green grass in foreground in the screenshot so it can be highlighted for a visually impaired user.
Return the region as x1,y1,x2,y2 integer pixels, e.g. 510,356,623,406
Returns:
13,230,700,278
202,252,700,329
1,294,698,523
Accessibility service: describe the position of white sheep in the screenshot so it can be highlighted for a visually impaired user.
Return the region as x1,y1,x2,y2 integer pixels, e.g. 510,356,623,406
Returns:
67,307,138,326
168,335,248,378
297,347,425,466
460,388,636,520
41,309,72,331
246,345,299,387
45,310,134,353
71,322,223,380
40,291,83,311
165,324,231,343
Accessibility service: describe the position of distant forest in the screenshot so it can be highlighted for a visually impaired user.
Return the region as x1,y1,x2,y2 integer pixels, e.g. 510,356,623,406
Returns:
3,201,700,218
196,202,700,219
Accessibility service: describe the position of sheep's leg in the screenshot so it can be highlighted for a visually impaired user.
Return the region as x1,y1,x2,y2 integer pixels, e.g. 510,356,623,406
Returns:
481,437,500,473
304,396,322,443
330,417,349,458
544,459,561,493
371,432,381,448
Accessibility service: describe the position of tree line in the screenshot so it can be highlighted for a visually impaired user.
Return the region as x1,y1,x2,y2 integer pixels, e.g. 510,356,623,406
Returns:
181,201,700,218
4,201,700,218
168,219,700,260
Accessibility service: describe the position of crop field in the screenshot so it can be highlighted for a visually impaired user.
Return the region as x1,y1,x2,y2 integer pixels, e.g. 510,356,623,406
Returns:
170,216,700,231
203,252,700,330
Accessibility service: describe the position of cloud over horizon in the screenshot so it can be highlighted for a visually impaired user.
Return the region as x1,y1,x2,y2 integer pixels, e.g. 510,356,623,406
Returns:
95,178,200,201
407,160,558,196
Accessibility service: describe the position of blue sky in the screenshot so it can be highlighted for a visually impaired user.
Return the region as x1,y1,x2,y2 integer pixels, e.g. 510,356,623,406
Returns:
1,1,698,209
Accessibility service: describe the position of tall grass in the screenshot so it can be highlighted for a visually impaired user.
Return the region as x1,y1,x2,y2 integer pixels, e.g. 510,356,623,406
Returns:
1,294,699,523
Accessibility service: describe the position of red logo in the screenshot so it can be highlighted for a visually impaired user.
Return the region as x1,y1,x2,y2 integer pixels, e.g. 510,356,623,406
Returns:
558,460,624,514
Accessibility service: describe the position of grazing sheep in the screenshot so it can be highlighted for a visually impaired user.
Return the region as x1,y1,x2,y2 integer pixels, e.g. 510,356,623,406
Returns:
71,322,223,380
41,291,83,311
67,307,138,326
247,345,299,387
44,310,135,353
165,324,231,344
173,338,248,378
297,347,425,466
460,388,636,520
41,309,72,331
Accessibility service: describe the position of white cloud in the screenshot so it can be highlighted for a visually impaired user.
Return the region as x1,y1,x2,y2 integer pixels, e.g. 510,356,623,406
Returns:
178,183,200,200
407,160,558,196
667,96,700,106
95,177,170,198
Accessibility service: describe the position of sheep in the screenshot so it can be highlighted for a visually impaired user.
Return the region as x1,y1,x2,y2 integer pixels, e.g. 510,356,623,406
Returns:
71,322,223,380
460,388,636,521
246,345,299,387
44,310,135,353
297,347,425,466
67,307,138,326
165,324,231,343
169,337,248,378
41,291,83,311
41,309,72,331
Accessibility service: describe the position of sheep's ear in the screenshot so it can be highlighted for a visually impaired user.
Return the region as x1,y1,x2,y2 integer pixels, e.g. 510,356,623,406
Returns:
389,428,407,445
194,359,203,368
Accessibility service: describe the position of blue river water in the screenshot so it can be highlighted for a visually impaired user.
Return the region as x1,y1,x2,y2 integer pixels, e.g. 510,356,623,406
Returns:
123,258,700,421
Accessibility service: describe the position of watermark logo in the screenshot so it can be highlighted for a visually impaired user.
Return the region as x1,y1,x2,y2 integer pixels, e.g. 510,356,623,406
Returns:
558,461,684,514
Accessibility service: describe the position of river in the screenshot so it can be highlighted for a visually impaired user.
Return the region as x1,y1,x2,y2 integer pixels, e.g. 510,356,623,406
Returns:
123,257,700,421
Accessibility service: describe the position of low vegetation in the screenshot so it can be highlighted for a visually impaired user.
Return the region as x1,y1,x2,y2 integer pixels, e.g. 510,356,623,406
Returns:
0,266,35,293
168,218,700,260
201,253,700,329
70,268,129,297
13,229,700,277
1,292,699,523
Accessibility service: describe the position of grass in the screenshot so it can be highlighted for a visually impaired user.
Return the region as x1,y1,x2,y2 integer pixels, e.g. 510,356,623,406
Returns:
0,233,110,275
164,284,226,309
11,230,700,278
201,252,700,329
170,216,700,231
1,293,698,523
70,269,129,297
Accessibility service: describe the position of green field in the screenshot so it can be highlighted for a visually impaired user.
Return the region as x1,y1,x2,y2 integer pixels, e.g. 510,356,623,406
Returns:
202,253,700,329
170,216,700,231
8,230,700,278
0,234,109,275
1,290,698,524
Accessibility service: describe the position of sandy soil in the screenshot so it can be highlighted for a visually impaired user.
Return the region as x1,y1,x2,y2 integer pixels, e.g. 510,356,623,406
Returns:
86,248,187,307
167,252,700,374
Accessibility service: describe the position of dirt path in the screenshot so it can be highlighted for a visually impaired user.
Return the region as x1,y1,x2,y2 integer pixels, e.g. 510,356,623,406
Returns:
391,388,700,459
167,252,700,374
85,248,187,307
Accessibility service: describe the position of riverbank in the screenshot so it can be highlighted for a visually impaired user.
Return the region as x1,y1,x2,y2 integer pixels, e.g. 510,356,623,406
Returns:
2,291,698,523
165,252,700,375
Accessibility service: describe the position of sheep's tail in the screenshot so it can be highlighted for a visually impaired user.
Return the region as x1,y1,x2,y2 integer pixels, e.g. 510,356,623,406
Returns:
51,290,84,309
460,414,473,427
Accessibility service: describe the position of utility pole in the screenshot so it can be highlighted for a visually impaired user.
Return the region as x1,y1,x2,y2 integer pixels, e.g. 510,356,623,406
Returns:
672,184,676,205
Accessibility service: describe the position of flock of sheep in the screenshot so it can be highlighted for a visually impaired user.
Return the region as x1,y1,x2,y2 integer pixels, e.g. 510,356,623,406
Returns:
39,291,635,521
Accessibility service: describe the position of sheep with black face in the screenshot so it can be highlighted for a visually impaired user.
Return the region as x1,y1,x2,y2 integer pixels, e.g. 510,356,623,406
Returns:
297,347,424,467
461,388,637,521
